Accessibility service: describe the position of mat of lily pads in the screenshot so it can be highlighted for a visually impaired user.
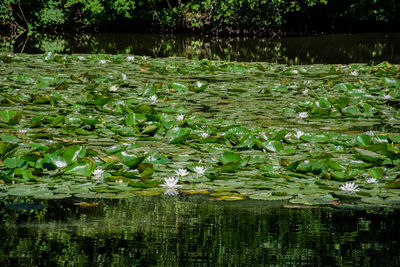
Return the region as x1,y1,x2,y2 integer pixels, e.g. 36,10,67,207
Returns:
1,53,400,207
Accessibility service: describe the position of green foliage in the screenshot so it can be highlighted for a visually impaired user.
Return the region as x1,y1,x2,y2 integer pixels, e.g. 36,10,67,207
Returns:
328,0,400,22
0,0,327,34
1,0,399,35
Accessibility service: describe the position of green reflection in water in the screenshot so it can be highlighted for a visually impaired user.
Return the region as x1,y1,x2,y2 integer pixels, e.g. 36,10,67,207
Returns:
2,32,400,64
0,196,399,265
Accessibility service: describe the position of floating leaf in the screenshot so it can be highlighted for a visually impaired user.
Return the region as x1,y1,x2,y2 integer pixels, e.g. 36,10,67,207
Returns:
368,167,384,179
189,80,208,92
64,162,95,177
141,125,158,135
0,142,18,157
166,127,191,144
385,178,400,189
300,134,329,143
4,158,26,169
381,77,400,87
220,152,241,173
137,163,154,179
169,82,188,91
263,140,283,152
44,153,68,169
63,145,86,164
354,148,386,163
117,151,145,168
81,115,101,125
125,113,146,126
0,110,22,125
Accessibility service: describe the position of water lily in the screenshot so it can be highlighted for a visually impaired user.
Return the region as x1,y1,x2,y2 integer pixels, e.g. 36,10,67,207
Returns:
78,56,86,61
44,52,52,61
99,59,107,64
176,114,185,121
150,95,158,103
298,112,308,119
109,85,118,91
349,70,359,76
290,69,299,74
161,177,182,188
383,94,392,99
366,177,377,184
175,168,189,176
200,132,209,138
127,56,135,62
364,131,374,136
194,166,206,175
294,130,304,139
54,160,67,168
93,169,104,178
339,182,359,194
121,73,127,80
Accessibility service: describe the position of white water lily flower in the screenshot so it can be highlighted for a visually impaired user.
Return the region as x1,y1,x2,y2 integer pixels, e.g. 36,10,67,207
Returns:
175,168,189,176
150,95,158,103
366,177,377,184
176,114,185,121
77,56,86,61
121,73,127,80
127,56,135,62
44,52,52,61
161,177,182,188
54,160,67,168
290,69,299,74
200,132,209,138
109,85,118,91
194,166,206,175
364,131,374,136
383,94,392,99
339,182,359,194
302,89,309,95
99,59,107,64
349,70,359,76
294,130,304,139
93,169,104,178
298,112,308,119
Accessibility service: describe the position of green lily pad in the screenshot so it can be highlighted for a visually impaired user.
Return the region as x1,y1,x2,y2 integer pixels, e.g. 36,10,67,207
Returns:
117,151,145,168
64,162,95,177
166,127,191,144
189,80,208,92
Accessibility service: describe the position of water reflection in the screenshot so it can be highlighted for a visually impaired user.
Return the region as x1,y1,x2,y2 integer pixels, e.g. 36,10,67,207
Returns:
0,196,399,265
2,32,400,64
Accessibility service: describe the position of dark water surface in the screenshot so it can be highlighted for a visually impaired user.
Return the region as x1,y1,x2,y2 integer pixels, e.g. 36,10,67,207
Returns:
3,32,400,64
1,196,399,266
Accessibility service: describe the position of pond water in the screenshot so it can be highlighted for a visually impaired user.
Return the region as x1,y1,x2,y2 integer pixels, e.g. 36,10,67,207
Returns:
3,32,400,64
1,196,400,266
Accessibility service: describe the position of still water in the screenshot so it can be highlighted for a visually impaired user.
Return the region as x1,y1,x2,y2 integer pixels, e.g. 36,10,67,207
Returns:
2,32,400,64
1,196,399,266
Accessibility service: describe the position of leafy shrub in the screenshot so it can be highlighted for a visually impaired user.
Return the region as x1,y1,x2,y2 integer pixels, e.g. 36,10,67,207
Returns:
0,0,398,35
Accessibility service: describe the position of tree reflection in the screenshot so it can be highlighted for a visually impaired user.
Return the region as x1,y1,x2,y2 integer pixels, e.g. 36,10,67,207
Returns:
0,196,399,265
2,32,399,64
